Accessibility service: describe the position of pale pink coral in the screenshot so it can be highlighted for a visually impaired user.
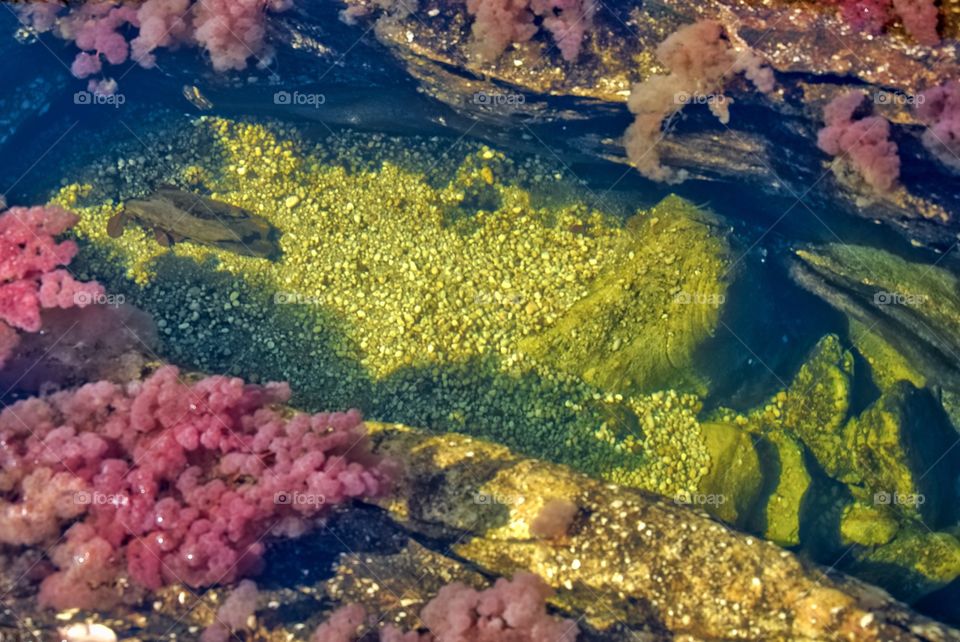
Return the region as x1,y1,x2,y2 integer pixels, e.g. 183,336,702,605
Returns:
313,603,368,642
827,0,939,45
130,0,194,68
313,573,578,641
530,498,577,539
17,0,292,86
465,0,595,62
916,80,960,173
201,579,260,642
624,20,775,183
891,0,940,46
817,91,901,193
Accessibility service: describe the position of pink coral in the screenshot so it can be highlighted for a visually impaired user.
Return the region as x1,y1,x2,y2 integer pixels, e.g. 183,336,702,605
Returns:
916,80,960,173
0,205,104,372
201,579,260,642
0,203,155,394
314,572,578,641
464,0,595,62
194,0,292,71
17,0,292,87
313,603,368,642
0,362,394,609
530,498,577,539
624,20,775,183
827,0,939,45
817,91,901,193
130,0,194,68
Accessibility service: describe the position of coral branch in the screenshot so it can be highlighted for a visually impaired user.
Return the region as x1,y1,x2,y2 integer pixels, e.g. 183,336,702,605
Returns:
311,572,579,642
17,0,293,90
916,80,960,173
464,0,595,62
623,20,775,183
816,91,900,193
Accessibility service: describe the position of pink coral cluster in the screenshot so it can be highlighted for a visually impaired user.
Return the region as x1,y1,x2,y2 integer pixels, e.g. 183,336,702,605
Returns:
18,0,293,92
0,205,104,369
0,364,394,609
201,579,261,642
827,0,939,45
916,80,960,173
464,0,596,62
817,91,901,193
623,20,775,183
312,572,579,642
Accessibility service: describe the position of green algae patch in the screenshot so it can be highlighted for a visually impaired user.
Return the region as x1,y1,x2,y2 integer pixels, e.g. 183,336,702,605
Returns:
519,195,730,398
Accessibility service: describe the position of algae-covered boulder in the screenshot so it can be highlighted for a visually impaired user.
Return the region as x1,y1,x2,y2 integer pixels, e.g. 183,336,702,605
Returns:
697,421,763,528
846,381,960,527
519,195,731,397
780,334,856,481
840,502,900,547
757,429,813,547
853,529,960,604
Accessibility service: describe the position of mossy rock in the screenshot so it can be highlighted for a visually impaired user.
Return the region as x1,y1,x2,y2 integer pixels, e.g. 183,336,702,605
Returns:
780,334,856,482
790,244,960,428
853,529,960,603
696,422,762,528
757,429,811,547
844,381,960,527
519,195,730,398
839,502,900,547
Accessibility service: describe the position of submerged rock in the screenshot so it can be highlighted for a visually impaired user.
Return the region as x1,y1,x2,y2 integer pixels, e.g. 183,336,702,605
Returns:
780,334,855,481
788,244,960,403
368,422,960,641
846,382,960,528
519,195,731,397
855,529,960,605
